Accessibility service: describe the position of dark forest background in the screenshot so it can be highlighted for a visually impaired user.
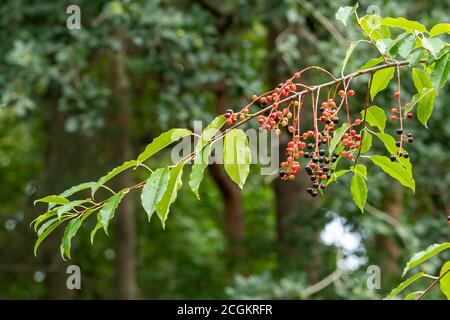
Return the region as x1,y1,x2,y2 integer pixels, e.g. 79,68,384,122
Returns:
0,0,449,299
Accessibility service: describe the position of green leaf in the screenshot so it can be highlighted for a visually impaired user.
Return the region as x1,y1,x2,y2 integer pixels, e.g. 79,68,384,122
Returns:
402,242,450,276
34,217,70,256
358,57,384,71
56,200,88,219
136,128,192,165
360,15,390,41
359,131,372,153
353,164,367,179
335,3,358,26
422,37,445,58
430,23,450,37
99,191,126,234
34,195,69,206
384,272,426,300
407,87,437,113
361,105,386,132
223,129,251,189
329,123,349,155
189,144,212,199
370,67,395,100
375,39,394,56
398,34,416,59
189,115,226,198
375,133,411,170
91,160,137,197
141,167,170,222
156,163,185,229
416,87,436,128
90,218,103,244
59,182,96,199
31,210,57,231
370,155,415,192
407,49,426,67
439,261,450,299
381,17,426,33
350,174,367,212
430,53,450,91
60,218,82,259
412,68,432,92
37,217,59,237
403,291,421,300
341,40,364,75
326,169,350,186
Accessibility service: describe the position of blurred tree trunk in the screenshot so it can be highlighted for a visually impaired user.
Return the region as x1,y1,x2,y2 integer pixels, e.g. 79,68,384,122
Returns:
42,98,77,300
109,29,137,299
209,82,245,262
376,183,403,276
267,23,322,282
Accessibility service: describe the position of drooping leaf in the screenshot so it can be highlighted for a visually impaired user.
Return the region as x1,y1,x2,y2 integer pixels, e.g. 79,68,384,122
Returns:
156,163,185,229
361,105,386,132
375,133,411,170
430,52,450,91
326,169,351,186
398,34,416,59
223,129,251,189
341,40,364,75
422,37,445,58
353,164,367,179
407,87,437,113
412,68,432,92
416,87,436,128
360,15,390,41
136,128,192,165
384,272,426,300
335,3,359,26
407,49,426,67
31,210,57,231
91,160,137,197
56,200,88,219
350,174,367,212
430,23,450,37
329,123,349,155
439,261,450,299
402,242,450,276
141,167,170,222
403,291,422,300
99,191,126,234
358,57,384,71
189,144,212,199
370,67,395,100
34,217,70,256
90,219,103,244
59,182,96,199
370,155,415,192
359,131,372,153
189,115,226,198
60,218,82,259
34,195,69,206
381,17,426,33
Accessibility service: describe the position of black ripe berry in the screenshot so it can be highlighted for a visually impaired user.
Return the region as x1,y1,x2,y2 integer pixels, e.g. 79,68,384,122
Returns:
304,152,310,158
390,155,397,162
320,184,326,190
407,137,414,143
331,156,337,162
403,152,409,158
396,128,403,135
306,187,313,194
319,149,325,156
313,183,319,189
307,143,314,150
396,141,401,147
406,132,413,138
332,117,340,124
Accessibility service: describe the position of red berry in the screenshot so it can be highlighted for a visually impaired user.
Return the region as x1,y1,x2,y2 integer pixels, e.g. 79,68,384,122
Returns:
260,97,267,104
289,84,296,91
350,130,356,136
348,90,355,96
258,116,265,125
394,91,400,98
288,126,295,133
338,90,346,96
354,119,361,125
391,107,398,113
390,115,398,121
294,72,300,78
252,95,258,101
347,153,353,160
407,112,413,119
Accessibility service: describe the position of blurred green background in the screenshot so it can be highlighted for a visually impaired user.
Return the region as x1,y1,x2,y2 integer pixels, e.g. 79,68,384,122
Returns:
0,0,449,299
